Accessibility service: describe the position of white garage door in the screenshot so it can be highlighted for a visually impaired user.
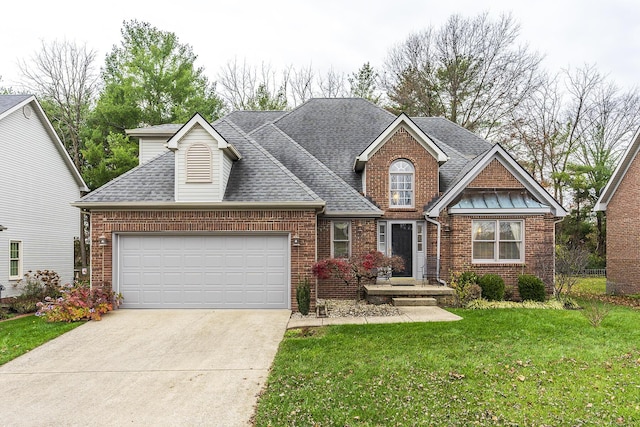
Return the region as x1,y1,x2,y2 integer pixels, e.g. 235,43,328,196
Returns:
116,234,289,309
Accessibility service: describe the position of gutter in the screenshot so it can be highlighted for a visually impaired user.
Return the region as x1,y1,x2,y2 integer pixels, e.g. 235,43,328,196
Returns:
72,201,327,211
425,216,447,286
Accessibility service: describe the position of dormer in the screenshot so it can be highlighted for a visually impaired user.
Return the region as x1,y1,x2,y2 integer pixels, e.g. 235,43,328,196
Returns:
167,113,241,202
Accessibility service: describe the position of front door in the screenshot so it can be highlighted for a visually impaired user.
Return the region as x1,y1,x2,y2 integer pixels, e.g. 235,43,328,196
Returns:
391,223,413,277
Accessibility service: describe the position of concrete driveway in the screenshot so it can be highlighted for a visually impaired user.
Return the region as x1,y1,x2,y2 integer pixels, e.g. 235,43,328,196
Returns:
0,309,290,426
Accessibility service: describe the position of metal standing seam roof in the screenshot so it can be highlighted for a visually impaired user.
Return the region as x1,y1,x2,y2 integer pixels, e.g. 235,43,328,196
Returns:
450,191,547,210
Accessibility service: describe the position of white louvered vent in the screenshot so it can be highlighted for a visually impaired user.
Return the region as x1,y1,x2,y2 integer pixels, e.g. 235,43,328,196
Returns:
185,144,212,183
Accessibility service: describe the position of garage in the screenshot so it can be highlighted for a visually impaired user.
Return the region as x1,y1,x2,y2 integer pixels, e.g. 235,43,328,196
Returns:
115,234,290,309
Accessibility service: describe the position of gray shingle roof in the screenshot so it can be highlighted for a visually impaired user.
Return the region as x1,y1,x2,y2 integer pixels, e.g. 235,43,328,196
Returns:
273,98,395,191
80,151,175,202
225,110,287,134
411,117,492,158
248,123,381,214
0,94,32,116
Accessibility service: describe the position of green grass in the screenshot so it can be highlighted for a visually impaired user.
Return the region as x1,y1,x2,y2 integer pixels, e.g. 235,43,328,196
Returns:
255,308,640,426
0,315,83,365
572,276,607,294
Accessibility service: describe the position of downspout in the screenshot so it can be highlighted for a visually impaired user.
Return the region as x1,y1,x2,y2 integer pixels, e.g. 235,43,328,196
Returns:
425,217,447,286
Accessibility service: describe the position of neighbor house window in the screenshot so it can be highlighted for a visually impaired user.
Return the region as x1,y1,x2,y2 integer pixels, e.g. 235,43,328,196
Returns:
472,220,523,262
185,143,212,183
390,159,414,207
332,221,350,258
9,241,22,280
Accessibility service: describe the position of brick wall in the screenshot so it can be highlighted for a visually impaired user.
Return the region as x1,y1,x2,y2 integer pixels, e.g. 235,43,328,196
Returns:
469,159,525,189
606,148,640,295
365,127,439,220
316,218,378,299
438,213,556,297
90,209,317,311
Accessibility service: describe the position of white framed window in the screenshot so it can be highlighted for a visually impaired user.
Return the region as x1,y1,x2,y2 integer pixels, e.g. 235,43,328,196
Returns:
9,240,22,280
417,223,424,252
390,159,414,207
377,222,387,254
185,143,212,183
332,221,351,258
472,220,523,263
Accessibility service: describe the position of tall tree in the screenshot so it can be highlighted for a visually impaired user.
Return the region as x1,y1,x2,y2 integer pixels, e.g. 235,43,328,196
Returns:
349,62,381,104
0,76,16,94
85,20,224,190
382,12,543,140
19,40,99,271
218,59,289,110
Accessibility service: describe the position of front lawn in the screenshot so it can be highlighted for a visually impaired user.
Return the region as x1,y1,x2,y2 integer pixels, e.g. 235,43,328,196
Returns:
255,307,640,426
0,315,83,365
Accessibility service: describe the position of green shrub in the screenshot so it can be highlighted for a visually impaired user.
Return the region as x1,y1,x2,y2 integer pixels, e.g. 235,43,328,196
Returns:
450,270,482,307
518,274,546,302
478,274,505,301
9,297,39,314
296,278,311,315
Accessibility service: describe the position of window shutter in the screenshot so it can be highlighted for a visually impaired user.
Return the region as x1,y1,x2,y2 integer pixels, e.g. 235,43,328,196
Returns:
186,144,212,183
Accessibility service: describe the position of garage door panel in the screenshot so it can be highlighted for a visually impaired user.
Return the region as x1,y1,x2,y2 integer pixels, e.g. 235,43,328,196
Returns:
118,235,289,308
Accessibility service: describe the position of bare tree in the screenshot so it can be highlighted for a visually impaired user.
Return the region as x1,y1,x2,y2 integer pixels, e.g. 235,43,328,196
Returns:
19,39,98,272
317,67,348,98
218,59,290,110
288,64,315,105
382,12,543,141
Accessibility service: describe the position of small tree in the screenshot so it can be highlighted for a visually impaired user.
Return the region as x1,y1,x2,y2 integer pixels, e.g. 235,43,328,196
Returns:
554,245,590,299
312,250,404,301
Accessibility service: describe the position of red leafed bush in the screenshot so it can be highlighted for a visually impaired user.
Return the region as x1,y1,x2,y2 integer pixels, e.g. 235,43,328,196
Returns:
312,250,404,300
36,282,121,322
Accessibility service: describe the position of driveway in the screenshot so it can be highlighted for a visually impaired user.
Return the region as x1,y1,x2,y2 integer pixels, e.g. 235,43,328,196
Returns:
0,309,291,426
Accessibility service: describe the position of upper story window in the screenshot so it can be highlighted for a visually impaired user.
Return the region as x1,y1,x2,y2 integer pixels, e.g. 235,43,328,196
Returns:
472,220,524,263
389,159,414,207
185,144,212,183
9,240,22,280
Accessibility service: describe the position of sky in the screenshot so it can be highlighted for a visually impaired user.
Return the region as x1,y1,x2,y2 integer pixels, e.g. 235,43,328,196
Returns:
1,0,639,90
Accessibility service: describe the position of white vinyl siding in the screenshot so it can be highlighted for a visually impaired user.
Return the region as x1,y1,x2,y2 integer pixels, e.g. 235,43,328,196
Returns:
185,144,212,183
0,103,80,295
221,153,233,194
472,220,524,263
175,124,223,202
139,137,170,164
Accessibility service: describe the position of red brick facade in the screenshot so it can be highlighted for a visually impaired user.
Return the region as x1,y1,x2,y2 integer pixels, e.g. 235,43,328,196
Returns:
605,149,640,295
90,209,317,311
469,159,525,189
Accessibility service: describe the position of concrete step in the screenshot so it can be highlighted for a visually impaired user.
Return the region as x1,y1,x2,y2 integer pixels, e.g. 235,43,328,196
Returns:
392,297,437,307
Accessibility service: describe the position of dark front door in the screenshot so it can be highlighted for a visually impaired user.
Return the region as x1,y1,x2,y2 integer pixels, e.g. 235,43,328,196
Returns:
391,223,413,277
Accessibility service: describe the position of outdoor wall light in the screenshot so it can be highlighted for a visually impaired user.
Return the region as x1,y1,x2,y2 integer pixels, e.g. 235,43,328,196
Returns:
0,225,7,231
98,234,108,247
292,233,301,246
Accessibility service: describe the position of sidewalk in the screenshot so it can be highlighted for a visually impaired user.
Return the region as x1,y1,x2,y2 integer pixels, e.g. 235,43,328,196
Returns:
287,306,462,329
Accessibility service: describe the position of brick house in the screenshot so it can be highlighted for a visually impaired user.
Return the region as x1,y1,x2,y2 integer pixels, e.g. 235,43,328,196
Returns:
595,127,640,295
75,98,566,310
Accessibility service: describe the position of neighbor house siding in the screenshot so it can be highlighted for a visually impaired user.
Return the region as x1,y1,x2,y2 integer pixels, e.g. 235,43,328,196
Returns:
605,148,640,295
0,105,80,295
90,209,317,311
175,125,223,202
139,137,170,164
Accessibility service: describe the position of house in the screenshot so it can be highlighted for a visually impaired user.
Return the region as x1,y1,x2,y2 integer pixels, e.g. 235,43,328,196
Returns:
0,95,88,297
74,98,566,309
595,127,640,295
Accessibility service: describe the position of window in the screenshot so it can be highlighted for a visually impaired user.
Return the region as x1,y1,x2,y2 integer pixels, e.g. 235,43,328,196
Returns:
472,220,523,262
417,223,424,252
332,221,350,258
9,241,22,279
377,222,387,254
390,159,414,207
185,144,212,183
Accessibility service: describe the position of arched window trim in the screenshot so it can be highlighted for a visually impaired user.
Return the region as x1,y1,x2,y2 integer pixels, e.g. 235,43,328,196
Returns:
185,143,213,183
389,159,415,208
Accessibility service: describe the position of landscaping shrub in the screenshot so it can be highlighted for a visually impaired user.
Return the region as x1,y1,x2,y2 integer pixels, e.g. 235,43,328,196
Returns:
9,297,38,314
36,282,118,322
450,270,482,307
478,274,505,301
296,278,311,315
518,274,546,302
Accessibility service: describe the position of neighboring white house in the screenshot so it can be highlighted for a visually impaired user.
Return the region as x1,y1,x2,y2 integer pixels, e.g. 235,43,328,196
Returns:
0,95,88,297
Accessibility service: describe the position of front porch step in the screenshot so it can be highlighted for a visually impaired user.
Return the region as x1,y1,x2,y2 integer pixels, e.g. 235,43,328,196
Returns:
393,297,437,307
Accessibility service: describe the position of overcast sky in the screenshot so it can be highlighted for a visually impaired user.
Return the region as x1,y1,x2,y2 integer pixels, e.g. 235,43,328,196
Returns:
1,0,639,90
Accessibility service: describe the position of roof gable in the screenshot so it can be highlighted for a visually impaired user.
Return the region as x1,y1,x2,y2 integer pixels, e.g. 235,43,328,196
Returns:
0,95,88,192
595,127,640,211
355,113,449,171
167,113,241,160
426,144,566,217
